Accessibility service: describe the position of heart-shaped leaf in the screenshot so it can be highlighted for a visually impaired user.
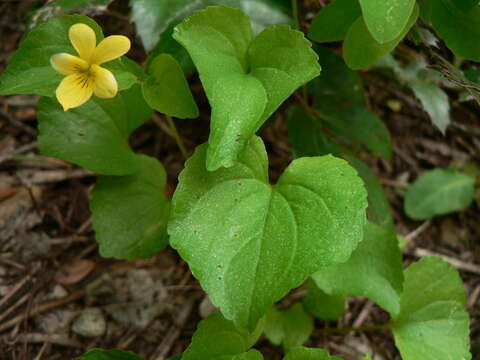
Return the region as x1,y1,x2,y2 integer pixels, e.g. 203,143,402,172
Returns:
173,6,320,170
0,15,136,96
358,0,416,43
343,5,419,70
286,106,393,227
182,312,264,360
312,222,404,316
37,84,152,175
168,136,367,329
142,54,199,118
392,257,471,360
308,0,361,43
90,155,170,260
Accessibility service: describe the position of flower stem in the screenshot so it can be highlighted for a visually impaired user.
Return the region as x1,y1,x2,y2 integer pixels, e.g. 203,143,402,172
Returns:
165,114,188,159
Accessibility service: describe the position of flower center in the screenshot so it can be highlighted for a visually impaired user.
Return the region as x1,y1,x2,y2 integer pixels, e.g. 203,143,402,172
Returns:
75,66,95,89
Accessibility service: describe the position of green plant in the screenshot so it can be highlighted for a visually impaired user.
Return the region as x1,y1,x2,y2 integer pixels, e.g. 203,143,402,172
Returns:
0,0,475,359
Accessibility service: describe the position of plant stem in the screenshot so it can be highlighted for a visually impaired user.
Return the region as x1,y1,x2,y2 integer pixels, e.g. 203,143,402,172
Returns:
165,114,188,159
316,323,392,334
291,0,300,30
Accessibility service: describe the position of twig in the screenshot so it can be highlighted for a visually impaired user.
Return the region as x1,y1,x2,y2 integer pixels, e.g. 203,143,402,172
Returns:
0,291,84,333
404,220,431,243
0,142,38,165
0,274,31,309
0,110,37,137
33,342,49,360
0,293,29,324
77,216,93,234
352,300,374,328
403,247,480,275
15,333,82,348
151,271,195,360
151,297,197,360
16,168,95,185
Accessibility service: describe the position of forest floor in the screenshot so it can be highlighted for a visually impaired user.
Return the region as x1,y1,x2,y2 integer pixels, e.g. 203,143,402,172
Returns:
0,1,479,359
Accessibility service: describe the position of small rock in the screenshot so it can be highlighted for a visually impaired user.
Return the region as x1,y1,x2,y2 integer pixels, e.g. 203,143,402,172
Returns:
72,308,106,337
50,284,68,300
37,308,75,333
199,295,217,318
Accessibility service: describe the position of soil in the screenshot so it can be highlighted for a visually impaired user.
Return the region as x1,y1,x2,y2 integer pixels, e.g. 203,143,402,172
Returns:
0,1,479,360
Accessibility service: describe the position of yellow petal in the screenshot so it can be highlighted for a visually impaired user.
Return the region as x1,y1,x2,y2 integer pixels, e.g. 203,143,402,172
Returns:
91,35,130,65
50,53,88,75
69,23,96,62
56,73,94,111
91,65,118,98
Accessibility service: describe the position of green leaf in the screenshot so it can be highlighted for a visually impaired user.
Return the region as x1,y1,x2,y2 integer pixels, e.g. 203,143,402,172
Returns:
173,6,320,170
312,222,404,315
343,5,419,70
286,106,344,158
322,104,392,160
392,257,471,360
145,0,292,73
358,0,416,43
449,0,478,12
142,54,199,118
404,168,475,220
410,82,451,134
0,15,136,96
146,23,196,74
264,304,313,349
430,1,480,61
96,84,153,138
182,312,264,360
310,45,365,107
284,347,343,360
131,0,292,52
169,136,367,330
302,279,345,321
129,0,190,52
309,47,392,159
308,0,361,42
231,350,265,360
285,107,393,227
76,348,143,360
90,155,170,260
345,156,393,227
37,88,149,175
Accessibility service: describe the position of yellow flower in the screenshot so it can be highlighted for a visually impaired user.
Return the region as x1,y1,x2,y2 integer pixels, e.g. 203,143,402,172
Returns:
50,23,130,111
